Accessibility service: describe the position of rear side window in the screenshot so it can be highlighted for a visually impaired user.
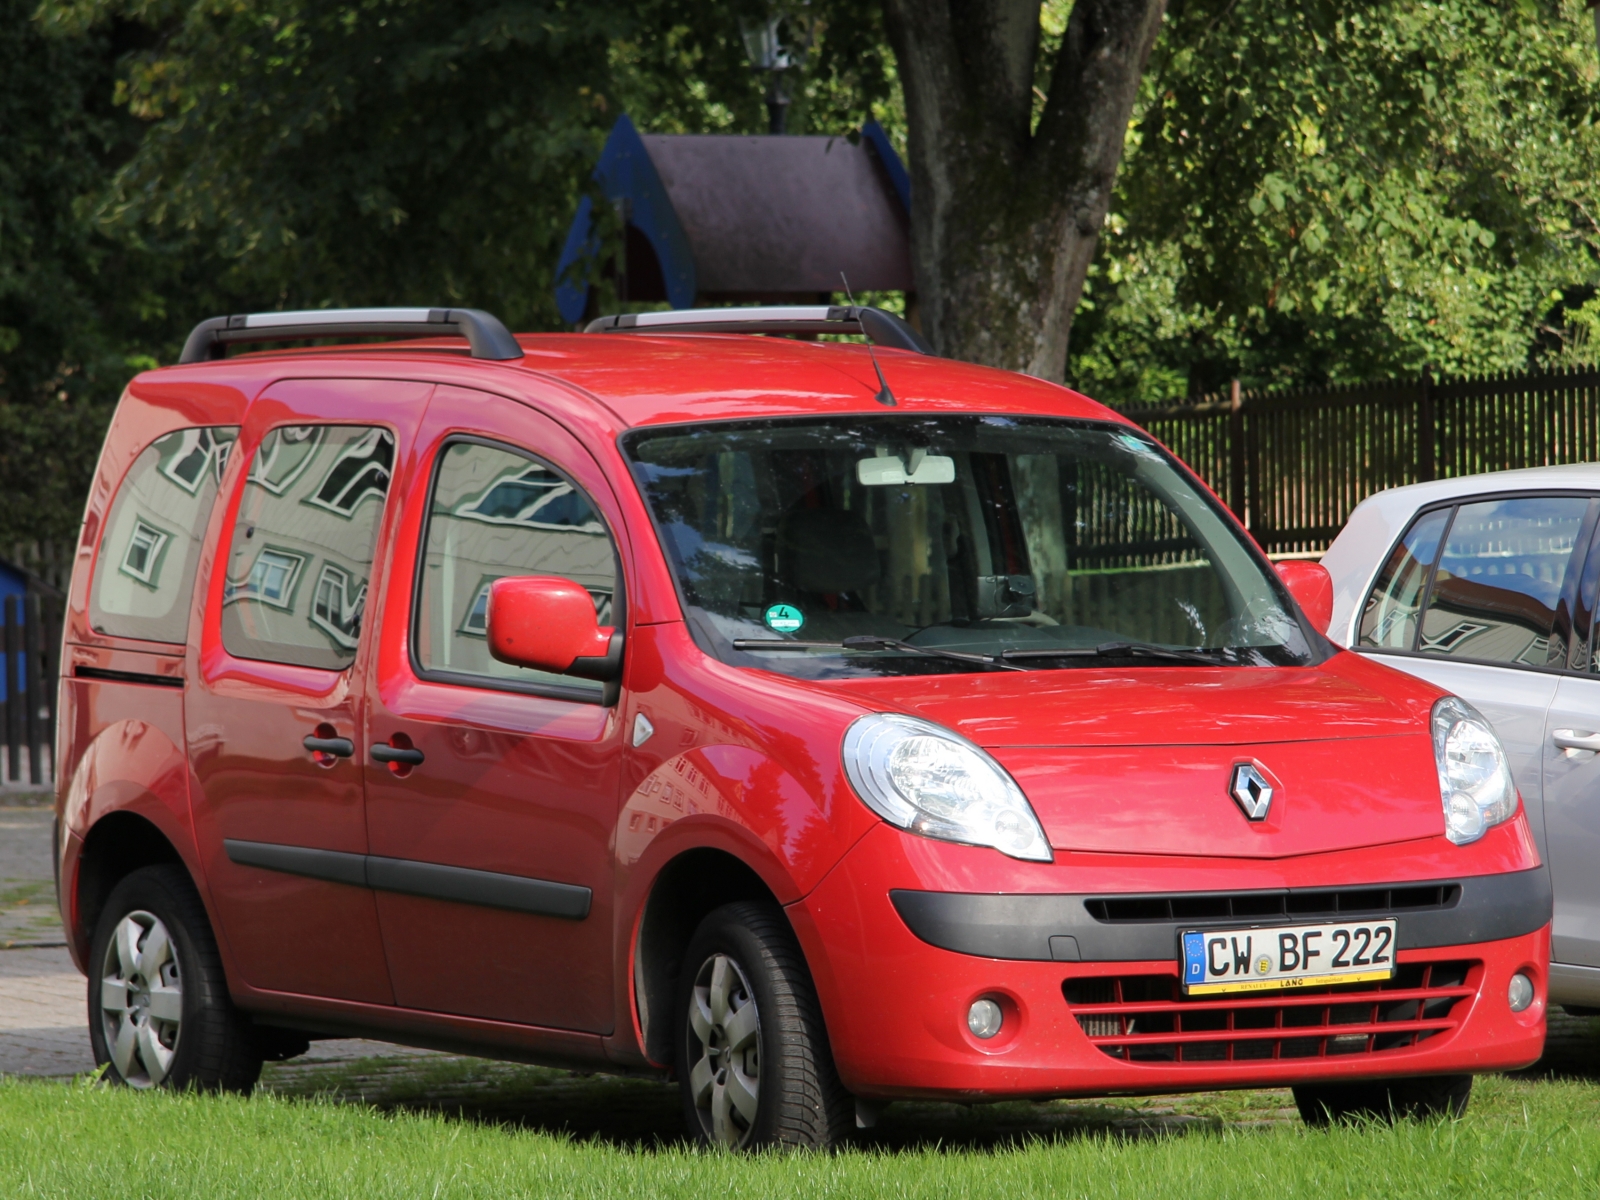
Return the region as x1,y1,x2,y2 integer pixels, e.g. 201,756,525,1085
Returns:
413,439,616,699
1361,495,1590,667
91,426,238,643
221,425,394,670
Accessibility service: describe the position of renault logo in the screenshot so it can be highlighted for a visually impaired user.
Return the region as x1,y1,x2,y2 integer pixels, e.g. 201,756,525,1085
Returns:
1230,763,1274,821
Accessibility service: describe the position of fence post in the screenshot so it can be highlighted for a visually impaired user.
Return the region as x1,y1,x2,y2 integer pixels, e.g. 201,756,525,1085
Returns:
1228,378,1247,524
24,594,44,785
1418,373,1435,482
3,597,18,784
43,598,60,780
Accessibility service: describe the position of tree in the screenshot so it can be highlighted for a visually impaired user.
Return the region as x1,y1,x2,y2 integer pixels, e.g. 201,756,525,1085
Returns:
1067,0,1600,403
882,0,1166,379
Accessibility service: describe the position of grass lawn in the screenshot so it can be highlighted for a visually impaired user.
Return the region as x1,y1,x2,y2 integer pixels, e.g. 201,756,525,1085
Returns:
5,1021,1600,1199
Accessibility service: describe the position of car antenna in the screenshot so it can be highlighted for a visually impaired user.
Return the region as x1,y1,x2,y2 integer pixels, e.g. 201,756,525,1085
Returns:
840,272,897,407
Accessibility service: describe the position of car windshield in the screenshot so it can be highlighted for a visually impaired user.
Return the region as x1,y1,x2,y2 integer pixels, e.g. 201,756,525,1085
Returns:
624,416,1317,678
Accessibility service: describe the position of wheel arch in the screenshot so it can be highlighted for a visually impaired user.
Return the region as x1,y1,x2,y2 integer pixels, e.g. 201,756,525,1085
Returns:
632,846,788,1066
74,810,188,955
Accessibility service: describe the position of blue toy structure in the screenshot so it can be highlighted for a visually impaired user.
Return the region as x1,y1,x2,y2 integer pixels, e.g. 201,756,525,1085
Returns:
556,116,913,324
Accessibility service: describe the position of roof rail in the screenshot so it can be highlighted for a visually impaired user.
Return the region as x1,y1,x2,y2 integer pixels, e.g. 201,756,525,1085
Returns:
584,305,932,355
178,307,524,364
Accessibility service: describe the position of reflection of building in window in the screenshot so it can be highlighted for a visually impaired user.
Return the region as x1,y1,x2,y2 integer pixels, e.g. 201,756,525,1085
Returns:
310,563,366,648
119,520,170,586
226,548,304,609
1518,636,1551,667
1419,621,1489,653
158,427,235,495
249,426,323,495
460,580,492,636
310,428,395,515
456,465,603,531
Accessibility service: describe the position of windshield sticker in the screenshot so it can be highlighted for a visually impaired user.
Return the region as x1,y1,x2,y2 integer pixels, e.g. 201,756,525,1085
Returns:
1116,432,1160,458
763,604,805,635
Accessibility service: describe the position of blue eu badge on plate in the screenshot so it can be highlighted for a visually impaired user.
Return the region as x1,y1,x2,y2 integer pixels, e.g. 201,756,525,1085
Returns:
763,604,805,634
1182,932,1207,987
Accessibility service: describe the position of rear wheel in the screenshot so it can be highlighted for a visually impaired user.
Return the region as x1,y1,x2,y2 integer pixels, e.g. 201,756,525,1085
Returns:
87,864,263,1093
1294,1074,1472,1125
674,900,852,1149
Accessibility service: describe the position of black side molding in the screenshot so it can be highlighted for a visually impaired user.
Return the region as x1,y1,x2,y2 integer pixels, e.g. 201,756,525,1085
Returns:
223,839,591,920
225,840,366,887
890,868,1553,963
366,856,590,921
73,665,184,688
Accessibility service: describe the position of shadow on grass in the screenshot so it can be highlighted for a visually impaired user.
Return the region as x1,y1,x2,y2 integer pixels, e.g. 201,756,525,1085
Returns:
260,1052,1259,1152
247,1009,1600,1152
1506,1009,1600,1084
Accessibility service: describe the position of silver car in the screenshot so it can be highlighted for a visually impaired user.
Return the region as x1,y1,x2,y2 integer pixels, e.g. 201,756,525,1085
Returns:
1322,465,1600,1012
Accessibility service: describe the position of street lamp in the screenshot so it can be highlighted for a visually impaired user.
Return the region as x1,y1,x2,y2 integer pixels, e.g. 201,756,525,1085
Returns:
739,8,815,134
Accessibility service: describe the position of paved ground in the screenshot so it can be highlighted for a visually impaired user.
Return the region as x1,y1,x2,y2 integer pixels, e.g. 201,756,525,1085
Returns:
0,801,435,1078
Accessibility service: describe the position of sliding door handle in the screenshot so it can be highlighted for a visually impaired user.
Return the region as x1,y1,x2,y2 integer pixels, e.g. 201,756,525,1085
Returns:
1552,729,1600,754
371,744,425,766
303,735,355,758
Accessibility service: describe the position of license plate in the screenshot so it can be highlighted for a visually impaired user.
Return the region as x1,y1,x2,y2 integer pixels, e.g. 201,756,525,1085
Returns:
1180,920,1397,995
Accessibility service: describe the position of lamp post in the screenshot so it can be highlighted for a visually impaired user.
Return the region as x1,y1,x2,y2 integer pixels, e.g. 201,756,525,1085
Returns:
739,9,814,134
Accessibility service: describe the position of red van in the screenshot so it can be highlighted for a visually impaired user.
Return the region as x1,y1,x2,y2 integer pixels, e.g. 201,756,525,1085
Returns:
57,306,1548,1145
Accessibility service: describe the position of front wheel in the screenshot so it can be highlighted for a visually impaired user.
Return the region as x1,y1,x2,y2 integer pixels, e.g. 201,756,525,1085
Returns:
675,901,852,1149
1294,1074,1472,1125
87,864,263,1092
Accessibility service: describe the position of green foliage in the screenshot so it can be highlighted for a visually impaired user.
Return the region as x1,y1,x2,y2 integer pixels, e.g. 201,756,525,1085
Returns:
1069,0,1600,403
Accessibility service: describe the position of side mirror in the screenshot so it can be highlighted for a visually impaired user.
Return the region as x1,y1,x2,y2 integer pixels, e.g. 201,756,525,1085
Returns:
1275,560,1333,635
486,576,622,681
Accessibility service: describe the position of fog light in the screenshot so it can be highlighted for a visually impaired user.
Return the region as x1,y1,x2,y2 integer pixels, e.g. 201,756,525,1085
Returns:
1508,972,1534,1013
967,998,1002,1039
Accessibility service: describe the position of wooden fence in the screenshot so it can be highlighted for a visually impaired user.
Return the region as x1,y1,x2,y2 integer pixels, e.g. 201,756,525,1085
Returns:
1121,367,1600,557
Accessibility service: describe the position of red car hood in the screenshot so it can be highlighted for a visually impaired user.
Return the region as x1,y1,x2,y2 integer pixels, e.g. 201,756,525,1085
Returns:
823,650,1449,858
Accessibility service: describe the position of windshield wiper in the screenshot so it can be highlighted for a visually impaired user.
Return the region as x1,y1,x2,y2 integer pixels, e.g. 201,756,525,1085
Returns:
731,635,1026,671
1001,641,1230,666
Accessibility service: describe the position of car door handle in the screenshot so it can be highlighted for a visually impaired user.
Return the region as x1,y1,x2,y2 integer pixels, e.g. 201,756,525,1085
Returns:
303,735,355,757
1552,729,1600,753
371,744,425,766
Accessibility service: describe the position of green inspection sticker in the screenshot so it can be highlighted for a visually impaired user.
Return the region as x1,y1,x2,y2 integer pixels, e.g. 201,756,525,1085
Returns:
763,604,805,634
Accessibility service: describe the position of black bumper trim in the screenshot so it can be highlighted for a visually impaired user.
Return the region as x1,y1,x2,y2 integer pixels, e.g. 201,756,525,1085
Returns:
889,868,1552,962
223,839,591,920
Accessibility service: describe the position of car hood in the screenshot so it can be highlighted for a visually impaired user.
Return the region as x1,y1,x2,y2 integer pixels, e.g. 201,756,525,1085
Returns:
823,649,1449,858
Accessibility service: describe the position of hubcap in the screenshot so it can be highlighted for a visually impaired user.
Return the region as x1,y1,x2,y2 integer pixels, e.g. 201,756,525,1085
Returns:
687,952,761,1147
98,910,182,1087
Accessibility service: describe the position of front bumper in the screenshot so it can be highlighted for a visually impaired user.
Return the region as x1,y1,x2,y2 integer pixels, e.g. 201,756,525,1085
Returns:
793,824,1549,1100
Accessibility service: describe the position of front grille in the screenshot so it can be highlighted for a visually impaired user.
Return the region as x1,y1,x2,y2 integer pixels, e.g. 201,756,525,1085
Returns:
1083,884,1460,924
1064,960,1477,1064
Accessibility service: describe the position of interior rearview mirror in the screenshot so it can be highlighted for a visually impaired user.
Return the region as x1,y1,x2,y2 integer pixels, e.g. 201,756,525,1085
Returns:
1275,560,1334,635
486,575,623,681
858,449,955,487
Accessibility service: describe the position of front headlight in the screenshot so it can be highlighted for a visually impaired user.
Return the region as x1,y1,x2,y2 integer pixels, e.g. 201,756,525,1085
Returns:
842,713,1053,862
1431,696,1518,845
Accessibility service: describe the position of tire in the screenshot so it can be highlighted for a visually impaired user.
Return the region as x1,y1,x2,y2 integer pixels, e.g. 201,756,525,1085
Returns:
674,900,852,1150
1294,1074,1472,1126
87,864,263,1093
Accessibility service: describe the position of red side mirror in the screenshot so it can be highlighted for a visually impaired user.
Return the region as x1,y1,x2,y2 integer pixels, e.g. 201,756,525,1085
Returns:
487,576,620,679
1275,560,1334,635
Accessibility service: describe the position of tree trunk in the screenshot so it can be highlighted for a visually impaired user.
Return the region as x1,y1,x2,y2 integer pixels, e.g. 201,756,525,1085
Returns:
883,0,1166,381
